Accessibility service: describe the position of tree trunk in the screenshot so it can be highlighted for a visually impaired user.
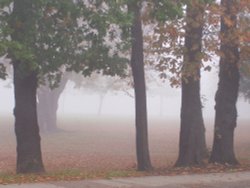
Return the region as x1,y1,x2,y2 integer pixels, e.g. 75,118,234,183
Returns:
175,0,208,167
13,61,44,173
37,75,68,133
209,0,239,165
129,2,152,171
97,93,106,116
11,0,44,174
159,96,163,117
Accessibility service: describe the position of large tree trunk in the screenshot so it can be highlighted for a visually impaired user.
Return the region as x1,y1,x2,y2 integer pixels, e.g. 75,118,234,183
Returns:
209,0,239,165
11,0,44,174
175,0,208,167
37,75,68,133
13,62,44,173
128,2,152,171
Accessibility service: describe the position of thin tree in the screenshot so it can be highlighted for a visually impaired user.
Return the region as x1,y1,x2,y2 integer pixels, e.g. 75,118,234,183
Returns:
128,1,152,171
238,7,250,101
209,0,240,165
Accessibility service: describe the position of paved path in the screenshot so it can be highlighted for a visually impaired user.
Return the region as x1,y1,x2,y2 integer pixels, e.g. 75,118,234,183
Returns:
1,171,250,188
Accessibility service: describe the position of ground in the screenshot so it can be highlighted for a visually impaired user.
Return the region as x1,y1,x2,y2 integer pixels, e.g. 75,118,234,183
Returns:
0,115,250,181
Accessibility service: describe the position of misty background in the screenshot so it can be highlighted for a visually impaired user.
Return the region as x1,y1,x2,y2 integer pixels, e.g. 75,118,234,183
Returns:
1,62,249,123
1,57,250,173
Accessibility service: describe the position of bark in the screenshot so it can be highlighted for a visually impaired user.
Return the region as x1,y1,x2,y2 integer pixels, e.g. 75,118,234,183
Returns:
37,75,68,133
175,1,208,167
11,0,44,174
128,2,152,171
13,61,44,173
209,0,239,165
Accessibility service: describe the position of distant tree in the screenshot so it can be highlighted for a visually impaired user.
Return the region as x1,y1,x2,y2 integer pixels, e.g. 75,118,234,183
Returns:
238,8,250,101
34,0,131,133
175,0,209,167
0,0,10,80
72,72,133,115
240,70,250,101
37,74,69,133
209,0,240,165
0,56,7,79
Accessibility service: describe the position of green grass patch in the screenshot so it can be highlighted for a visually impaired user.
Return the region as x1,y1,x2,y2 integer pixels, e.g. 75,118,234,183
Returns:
0,168,143,185
105,170,143,179
1,164,250,185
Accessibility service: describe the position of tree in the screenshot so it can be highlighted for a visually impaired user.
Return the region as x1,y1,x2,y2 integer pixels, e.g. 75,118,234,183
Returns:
34,0,130,132
0,0,10,80
123,0,183,171
175,0,208,167
240,69,250,101
37,74,69,133
238,8,250,101
101,0,182,171
10,0,44,173
2,0,133,173
4,0,114,173
65,0,152,171
128,1,152,171
72,72,133,115
209,0,240,165
6,0,90,173
144,0,211,166
81,0,185,171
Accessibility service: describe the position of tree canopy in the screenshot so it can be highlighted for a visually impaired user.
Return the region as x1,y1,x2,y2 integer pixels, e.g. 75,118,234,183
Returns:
0,0,133,86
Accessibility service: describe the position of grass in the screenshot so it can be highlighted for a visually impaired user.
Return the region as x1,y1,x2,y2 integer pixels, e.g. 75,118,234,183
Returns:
1,163,250,185
0,168,146,184
104,170,142,179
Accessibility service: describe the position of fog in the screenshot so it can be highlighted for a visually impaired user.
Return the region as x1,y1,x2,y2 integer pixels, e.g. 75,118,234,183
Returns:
1,61,250,173
0,65,249,123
